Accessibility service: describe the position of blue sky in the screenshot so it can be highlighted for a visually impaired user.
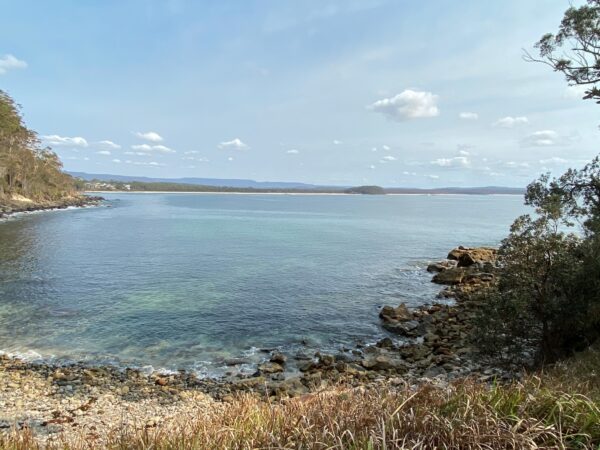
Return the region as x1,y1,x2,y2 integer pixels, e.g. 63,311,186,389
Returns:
1,0,598,187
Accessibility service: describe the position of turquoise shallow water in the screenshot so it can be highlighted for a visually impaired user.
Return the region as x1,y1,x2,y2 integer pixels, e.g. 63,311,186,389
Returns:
0,193,527,376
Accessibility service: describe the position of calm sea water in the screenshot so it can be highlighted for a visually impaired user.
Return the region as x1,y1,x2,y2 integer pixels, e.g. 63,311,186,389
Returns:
0,193,527,376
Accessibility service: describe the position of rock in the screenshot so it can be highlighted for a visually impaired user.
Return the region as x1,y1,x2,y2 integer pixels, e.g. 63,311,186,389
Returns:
447,246,497,267
155,377,168,386
423,365,447,378
270,352,287,364
376,337,394,349
432,267,467,285
426,260,458,273
361,355,407,372
257,362,284,374
382,320,424,337
379,303,412,322
223,358,249,366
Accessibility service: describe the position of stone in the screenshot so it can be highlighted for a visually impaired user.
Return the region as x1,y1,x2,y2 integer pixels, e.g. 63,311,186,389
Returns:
379,303,412,322
426,260,458,273
432,267,467,285
257,362,284,374
270,352,287,364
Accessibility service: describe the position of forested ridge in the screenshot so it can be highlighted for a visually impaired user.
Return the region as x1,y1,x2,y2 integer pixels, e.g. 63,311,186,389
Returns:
0,90,78,204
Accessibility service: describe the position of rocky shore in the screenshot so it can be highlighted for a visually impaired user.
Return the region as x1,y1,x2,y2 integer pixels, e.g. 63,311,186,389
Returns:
0,245,513,446
0,194,104,219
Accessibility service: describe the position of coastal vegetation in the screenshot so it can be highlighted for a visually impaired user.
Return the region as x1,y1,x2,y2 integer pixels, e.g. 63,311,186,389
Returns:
0,91,79,205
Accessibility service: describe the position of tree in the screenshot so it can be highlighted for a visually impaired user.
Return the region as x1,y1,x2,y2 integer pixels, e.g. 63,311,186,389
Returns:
0,90,77,202
524,0,600,103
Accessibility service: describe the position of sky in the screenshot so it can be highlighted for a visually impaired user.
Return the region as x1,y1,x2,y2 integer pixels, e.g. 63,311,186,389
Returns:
1,0,598,187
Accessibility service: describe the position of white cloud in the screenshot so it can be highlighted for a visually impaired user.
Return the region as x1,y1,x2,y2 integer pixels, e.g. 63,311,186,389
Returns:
286,149,299,154
152,145,175,153
125,151,151,156
431,156,471,168
403,171,417,176
457,150,470,156
218,138,249,150
125,160,164,167
112,159,121,163
182,156,209,162
134,131,163,142
228,156,234,161
539,156,568,165
333,139,343,145
184,150,199,155
428,175,440,180
504,161,530,168
131,144,175,153
369,164,376,169
368,89,439,121
371,147,377,152
382,145,390,151
459,112,478,120
381,155,397,161
96,150,111,155
0,54,27,75
42,135,88,147
521,130,560,147
97,140,121,149
493,116,528,128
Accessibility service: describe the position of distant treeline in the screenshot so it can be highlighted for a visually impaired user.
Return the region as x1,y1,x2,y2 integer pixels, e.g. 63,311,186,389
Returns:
86,180,523,196
0,91,78,202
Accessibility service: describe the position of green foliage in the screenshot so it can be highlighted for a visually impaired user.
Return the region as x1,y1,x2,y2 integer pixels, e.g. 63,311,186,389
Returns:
0,90,76,202
526,0,600,102
343,185,386,195
475,160,600,365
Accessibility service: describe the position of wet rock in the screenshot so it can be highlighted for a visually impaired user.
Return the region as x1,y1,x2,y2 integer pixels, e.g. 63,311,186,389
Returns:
270,352,287,364
376,337,394,349
426,260,458,273
257,362,284,374
379,303,412,322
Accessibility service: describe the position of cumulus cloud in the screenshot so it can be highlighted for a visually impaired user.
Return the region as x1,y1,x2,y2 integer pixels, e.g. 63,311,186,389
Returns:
382,145,390,151
403,171,417,176
134,131,163,142
368,89,439,121
286,149,299,154
42,135,88,147
369,164,376,169
131,144,175,153
493,116,529,128
96,150,111,155
504,161,530,169
521,130,561,147
125,151,151,156
333,140,343,145
112,159,121,163
458,150,470,156
97,140,121,149
218,138,249,150
430,156,471,168
0,54,27,75
381,155,397,161
459,112,478,120
428,174,440,180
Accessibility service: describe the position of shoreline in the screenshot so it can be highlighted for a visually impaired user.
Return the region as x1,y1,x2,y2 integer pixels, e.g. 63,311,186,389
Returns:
0,195,104,220
0,246,516,444
87,190,523,196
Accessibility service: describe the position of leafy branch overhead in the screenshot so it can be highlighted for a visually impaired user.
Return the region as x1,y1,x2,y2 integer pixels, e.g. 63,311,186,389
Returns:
525,0,600,102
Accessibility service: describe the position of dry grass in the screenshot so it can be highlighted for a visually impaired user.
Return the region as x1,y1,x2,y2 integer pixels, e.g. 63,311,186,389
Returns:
2,346,599,450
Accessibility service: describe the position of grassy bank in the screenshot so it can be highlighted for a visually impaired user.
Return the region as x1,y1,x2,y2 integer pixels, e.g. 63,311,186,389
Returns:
2,344,598,449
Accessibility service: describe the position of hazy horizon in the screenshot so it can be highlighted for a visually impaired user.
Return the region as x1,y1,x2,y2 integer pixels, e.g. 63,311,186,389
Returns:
2,0,597,187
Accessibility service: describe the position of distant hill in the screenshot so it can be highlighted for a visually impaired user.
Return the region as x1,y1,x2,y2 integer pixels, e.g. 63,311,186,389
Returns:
68,172,321,189
71,172,525,195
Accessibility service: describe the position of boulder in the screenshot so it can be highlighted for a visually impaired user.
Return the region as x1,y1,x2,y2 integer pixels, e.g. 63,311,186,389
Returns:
379,303,412,322
432,267,467,285
270,352,287,364
426,260,458,273
446,246,497,267
257,362,284,374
